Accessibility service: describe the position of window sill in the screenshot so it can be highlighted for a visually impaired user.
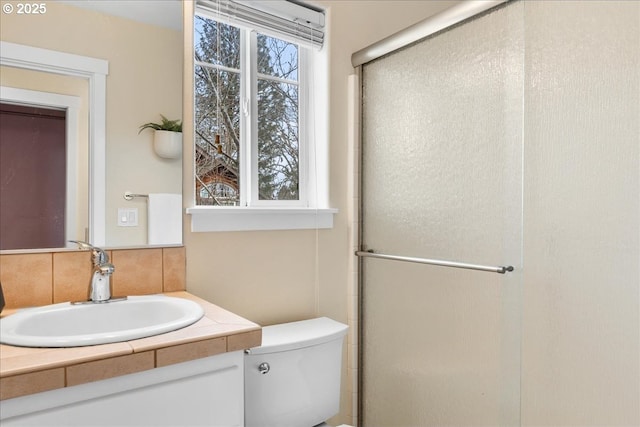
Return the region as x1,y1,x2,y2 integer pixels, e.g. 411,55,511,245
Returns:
186,207,338,232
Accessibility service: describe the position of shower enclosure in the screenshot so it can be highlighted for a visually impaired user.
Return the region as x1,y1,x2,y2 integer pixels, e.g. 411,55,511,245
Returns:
355,1,639,426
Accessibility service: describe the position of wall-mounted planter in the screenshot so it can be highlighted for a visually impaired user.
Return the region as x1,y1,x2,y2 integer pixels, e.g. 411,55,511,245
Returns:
153,130,182,159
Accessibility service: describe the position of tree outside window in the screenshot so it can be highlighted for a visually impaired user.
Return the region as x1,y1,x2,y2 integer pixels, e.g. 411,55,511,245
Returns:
194,16,301,206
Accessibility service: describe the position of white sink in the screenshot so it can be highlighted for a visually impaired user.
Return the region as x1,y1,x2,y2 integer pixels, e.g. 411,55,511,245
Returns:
0,295,204,348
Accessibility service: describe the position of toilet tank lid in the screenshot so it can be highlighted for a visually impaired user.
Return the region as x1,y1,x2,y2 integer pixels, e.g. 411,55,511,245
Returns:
249,317,348,355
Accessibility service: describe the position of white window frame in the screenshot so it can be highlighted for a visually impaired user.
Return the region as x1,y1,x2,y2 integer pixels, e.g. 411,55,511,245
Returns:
188,9,336,232
248,32,307,208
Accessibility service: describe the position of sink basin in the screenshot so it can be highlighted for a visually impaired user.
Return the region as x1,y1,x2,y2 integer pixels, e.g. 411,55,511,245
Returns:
0,295,204,348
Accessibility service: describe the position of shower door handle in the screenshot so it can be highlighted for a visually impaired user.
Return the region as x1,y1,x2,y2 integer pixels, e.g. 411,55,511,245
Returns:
355,250,514,274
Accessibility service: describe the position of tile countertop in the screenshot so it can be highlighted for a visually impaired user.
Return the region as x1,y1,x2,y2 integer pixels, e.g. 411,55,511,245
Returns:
0,292,262,400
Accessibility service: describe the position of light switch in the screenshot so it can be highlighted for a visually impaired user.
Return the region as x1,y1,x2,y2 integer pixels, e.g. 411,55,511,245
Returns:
117,208,138,227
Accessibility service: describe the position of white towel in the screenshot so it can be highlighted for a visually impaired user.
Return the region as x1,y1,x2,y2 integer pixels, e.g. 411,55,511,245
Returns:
147,193,182,245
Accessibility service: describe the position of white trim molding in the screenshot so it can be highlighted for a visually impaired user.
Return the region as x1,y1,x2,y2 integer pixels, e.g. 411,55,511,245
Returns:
0,41,109,245
186,207,337,232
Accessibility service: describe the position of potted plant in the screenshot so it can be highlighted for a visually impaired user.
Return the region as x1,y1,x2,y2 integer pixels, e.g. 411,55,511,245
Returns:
139,115,183,159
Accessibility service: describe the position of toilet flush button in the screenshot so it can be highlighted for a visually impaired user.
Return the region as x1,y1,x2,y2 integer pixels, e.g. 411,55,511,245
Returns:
258,362,270,374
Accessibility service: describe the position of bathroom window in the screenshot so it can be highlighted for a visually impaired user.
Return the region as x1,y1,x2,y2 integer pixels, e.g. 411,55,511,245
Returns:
194,17,304,206
194,16,243,206
189,1,335,232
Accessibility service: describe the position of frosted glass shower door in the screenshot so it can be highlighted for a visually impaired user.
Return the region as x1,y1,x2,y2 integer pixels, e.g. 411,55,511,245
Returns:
360,3,523,426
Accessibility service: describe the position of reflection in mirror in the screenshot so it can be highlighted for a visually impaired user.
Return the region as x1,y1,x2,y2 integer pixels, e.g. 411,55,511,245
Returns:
0,103,71,249
0,44,104,250
1,82,87,249
0,0,183,250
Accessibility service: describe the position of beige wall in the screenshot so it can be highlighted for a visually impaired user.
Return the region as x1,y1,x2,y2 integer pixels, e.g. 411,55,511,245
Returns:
0,1,183,247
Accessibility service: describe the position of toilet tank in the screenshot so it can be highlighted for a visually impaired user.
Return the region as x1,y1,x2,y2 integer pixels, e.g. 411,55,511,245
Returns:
244,317,348,427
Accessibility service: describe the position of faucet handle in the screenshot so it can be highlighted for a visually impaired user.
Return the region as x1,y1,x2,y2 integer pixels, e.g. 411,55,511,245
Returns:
69,239,90,249
98,263,115,275
69,240,110,265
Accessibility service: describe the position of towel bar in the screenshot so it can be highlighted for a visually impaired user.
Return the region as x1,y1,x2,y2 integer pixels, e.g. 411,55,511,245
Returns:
123,191,149,201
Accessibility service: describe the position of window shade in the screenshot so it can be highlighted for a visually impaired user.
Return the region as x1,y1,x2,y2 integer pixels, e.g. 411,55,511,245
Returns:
196,0,325,48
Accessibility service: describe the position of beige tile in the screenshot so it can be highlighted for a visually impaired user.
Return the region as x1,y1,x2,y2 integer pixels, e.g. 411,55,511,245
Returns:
0,368,65,400
162,246,186,292
111,249,163,296
156,337,226,367
66,351,154,387
228,329,262,352
128,319,242,353
0,343,39,359
0,253,53,308
53,251,92,303
205,305,261,326
0,342,133,377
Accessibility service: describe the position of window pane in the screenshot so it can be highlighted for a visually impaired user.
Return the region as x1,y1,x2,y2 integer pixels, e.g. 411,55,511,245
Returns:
257,34,298,81
257,79,299,201
194,16,240,70
195,65,241,206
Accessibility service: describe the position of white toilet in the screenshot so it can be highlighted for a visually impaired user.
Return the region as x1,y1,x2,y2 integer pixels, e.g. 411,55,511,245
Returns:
244,317,349,427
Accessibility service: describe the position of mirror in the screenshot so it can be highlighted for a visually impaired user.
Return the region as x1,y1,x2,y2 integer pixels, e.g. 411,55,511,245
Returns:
0,0,183,250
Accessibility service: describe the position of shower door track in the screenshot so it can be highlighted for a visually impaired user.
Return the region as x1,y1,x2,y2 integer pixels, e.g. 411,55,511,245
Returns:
351,0,509,67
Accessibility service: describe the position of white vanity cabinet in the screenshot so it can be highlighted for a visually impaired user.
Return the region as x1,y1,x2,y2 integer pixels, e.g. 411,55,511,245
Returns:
0,350,244,426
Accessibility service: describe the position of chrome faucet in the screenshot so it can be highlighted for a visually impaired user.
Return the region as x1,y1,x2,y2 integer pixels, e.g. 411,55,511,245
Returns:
69,240,122,303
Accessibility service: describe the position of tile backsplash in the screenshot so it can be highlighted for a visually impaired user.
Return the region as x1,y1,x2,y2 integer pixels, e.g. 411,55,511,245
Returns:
0,247,185,309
